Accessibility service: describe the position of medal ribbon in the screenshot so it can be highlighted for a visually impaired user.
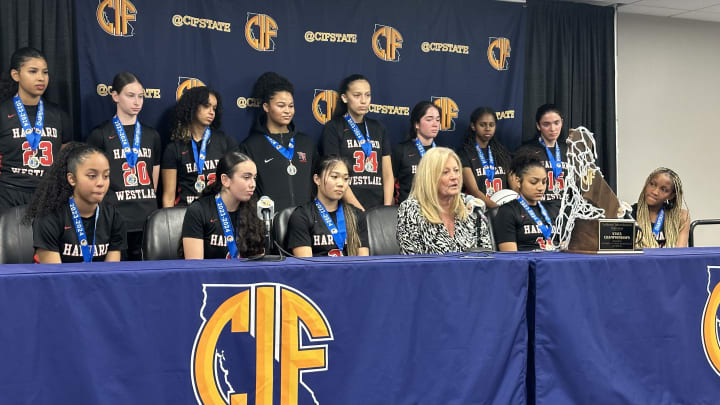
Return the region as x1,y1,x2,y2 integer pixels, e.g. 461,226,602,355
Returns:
68,197,99,263
414,138,435,158
344,113,372,158
539,137,562,180
192,127,211,177
263,134,295,162
474,142,495,182
13,95,44,152
314,199,346,251
652,208,665,238
517,196,553,240
215,194,239,259
112,116,142,169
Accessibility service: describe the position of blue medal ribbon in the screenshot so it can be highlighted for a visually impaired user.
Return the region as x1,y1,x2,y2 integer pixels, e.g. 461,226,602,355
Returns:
112,116,142,169
314,199,346,251
263,134,295,161
215,194,239,259
12,95,44,152
414,138,435,158
652,208,665,238
68,197,99,263
539,137,562,180
517,196,553,240
474,142,495,182
344,113,372,158
192,127,211,177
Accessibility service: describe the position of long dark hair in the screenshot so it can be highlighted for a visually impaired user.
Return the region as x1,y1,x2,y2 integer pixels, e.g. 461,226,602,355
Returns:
407,101,441,140
169,86,223,143
0,47,47,101
332,73,369,118
461,106,512,169
534,103,564,139
24,142,107,223
201,150,264,257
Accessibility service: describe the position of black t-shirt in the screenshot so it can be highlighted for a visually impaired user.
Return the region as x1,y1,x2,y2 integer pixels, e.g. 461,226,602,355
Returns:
457,144,510,196
239,119,316,212
33,203,127,262
161,130,238,206
494,199,561,251
286,201,369,257
181,194,265,259
631,203,666,247
320,116,391,210
87,120,162,231
392,139,434,203
0,98,73,190
515,139,568,202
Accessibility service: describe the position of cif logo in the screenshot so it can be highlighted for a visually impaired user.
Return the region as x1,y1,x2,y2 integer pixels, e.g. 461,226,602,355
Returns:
192,283,333,404
702,266,720,376
372,24,402,62
312,90,338,124
176,77,206,101
245,13,278,52
487,37,511,71
96,0,136,37
431,97,459,131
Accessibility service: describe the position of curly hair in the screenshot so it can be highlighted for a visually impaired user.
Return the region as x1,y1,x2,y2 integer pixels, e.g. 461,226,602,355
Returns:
251,71,294,105
0,47,46,101
461,106,512,170
635,167,688,248
332,73,369,118
24,142,107,224
509,151,545,181
169,86,223,143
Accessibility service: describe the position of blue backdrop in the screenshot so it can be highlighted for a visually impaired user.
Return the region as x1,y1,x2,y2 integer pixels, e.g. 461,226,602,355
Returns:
75,0,526,150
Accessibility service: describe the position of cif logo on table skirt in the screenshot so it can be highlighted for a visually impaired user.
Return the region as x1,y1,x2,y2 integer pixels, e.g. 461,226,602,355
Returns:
312,90,338,124
177,77,206,101
372,24,402,62
702,266,720,376
431,97,459,131
192,283,333,404
487,37,511,71
245,13,278,51
96,0,136,37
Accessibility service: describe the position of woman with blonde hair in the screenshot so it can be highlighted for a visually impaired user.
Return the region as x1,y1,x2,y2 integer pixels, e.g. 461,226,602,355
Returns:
397,147,492,254
632,167,690,248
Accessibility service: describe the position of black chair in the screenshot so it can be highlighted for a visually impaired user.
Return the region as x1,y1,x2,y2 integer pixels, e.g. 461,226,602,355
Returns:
689,219,720,247
272,206,297,254
482,206,499,251
365,205,400,255
0,205,34,264
142,207,187,260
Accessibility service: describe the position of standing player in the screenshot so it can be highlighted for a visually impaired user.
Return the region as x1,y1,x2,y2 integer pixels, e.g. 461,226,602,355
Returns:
632,167,690,248
161,86,237,207
0,47,72,211
392,101,441,204
457,106,512,209
320,74,393,211
286,155,369,257
26,143,126,263
515,104,568,201
239,72,316,212
87,72,161,260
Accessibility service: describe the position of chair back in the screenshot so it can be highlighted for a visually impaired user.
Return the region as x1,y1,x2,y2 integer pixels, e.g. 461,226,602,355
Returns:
0,205,34,264
142,207,187,260
272,206,297,253
365,205,400,256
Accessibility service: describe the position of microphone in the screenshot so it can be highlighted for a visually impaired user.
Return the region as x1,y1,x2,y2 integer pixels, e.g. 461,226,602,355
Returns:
463,194,495,252
464,194,486,214
257,196,275,254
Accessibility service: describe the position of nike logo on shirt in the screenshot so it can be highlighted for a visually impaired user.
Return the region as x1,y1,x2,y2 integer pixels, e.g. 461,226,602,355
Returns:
64,226,72,230
264,158,274,163
7,114,16,119
108,135,116,139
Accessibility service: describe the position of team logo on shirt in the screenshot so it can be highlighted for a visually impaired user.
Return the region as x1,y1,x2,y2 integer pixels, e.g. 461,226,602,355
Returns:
312,89,338,124
487,37,511,71
431,96,459,131
192,283,333,404
245,13,278,51
372,24,403,62
176,77,206,101
702,266,720,377
96,0,137,37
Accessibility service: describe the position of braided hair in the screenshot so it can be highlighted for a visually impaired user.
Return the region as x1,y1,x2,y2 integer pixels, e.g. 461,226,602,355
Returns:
635,167,688,248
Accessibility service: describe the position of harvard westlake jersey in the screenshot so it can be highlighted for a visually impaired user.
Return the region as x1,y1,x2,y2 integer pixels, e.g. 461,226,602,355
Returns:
161,130,238,206
392,139,434,203
286,201,368,256
515,139,568,202
494,199,561,251
457,144,510,196
320,116,391,210
87,120,162,231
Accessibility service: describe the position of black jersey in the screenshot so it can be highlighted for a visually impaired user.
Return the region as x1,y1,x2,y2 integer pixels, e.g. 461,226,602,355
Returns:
320,116,391,210
239,117,316,212
631,203,666,247
0,98,72,190
286,201,368,257
494,199,561,251
87,120,162,231
392,139,434,203
33,203,127,262
515,139,568,202
161,130,238,206
457,144,510,196
181,194,265,259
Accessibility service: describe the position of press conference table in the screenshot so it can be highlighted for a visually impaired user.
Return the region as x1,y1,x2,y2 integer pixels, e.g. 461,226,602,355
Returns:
1,249,719,404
